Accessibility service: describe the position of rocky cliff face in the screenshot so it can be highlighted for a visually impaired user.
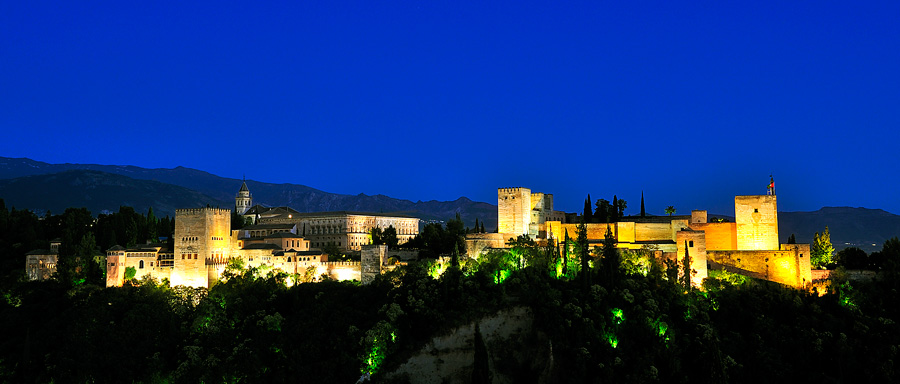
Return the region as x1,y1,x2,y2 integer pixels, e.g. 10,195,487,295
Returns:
384,307,553,384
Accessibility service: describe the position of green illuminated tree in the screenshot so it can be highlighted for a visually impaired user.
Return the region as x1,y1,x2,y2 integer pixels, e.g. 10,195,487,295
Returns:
811,227,834,269
665,206,676,216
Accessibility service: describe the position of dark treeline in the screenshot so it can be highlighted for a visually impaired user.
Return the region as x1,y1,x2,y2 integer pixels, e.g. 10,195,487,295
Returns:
582,194,628,223
1,230,899,382
830,238,900,270
399,213,468,258
2,206,900,382
0,199,174,281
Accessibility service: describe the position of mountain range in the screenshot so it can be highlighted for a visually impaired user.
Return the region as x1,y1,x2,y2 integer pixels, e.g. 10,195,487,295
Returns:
1,156,898,253
0,156,497,228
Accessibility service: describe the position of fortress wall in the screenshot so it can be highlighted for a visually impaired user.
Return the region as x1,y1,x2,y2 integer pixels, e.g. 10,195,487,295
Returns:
689,222,737,251
634,223,674,242
617,222,635,243
707,248,808,287
465,233,508,258
780,243,812,284
325,261,361,281
546,223,617,243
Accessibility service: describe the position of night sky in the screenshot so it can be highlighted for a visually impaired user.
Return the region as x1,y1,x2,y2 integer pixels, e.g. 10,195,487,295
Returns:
2,1,898,216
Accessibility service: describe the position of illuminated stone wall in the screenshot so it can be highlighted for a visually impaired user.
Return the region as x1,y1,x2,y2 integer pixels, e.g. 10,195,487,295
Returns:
498,187,531,236
325,261,362,281
688,222,737,251
735,195,779,251
464,233,508,258
361,244,386,284
707,243,811,288
691,210,707,224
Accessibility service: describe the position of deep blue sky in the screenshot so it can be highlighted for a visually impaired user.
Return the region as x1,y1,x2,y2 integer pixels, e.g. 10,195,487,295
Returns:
2,1,899,215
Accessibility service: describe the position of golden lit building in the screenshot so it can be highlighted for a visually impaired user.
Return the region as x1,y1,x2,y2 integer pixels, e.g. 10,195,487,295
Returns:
104,182,421,288
468,185,812,288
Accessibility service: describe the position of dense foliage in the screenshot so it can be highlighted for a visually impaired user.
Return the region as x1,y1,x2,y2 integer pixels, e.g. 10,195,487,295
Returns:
2,205,900,383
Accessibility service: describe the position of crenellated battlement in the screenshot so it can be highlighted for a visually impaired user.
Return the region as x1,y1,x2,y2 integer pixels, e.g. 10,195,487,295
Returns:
176,207,231,215
498,187,528,194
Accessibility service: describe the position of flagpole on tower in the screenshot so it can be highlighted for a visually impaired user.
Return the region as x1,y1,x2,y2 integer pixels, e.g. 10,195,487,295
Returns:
768,175,775,195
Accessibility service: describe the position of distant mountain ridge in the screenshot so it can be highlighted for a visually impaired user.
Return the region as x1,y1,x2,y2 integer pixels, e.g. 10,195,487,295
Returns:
0,157,497,228
779,207,900,253
1,157,898,252
0,170,228,217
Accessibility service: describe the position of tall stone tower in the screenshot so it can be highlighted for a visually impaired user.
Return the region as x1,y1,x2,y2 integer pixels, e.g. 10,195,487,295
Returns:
173,207,232,287
361,244,387,284
235,180,252,214
498,188,532,235
734,195,779,250
105,245,126,287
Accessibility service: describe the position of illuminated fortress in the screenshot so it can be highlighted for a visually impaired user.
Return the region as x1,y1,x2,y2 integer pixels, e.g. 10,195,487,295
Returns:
105,182,418,288
468,185,812,288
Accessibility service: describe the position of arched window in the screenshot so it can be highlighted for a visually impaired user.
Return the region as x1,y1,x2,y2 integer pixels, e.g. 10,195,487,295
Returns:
287,257,292,262
139,260,144,269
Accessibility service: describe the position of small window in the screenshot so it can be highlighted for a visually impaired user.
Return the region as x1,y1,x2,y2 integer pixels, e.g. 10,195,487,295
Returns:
754,208,759,213
689,240,694,247
139,260,144,269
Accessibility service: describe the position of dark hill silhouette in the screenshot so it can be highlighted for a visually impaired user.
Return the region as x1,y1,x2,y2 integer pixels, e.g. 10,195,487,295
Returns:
780,207,900,253
0,157,497,228
0,170,227,217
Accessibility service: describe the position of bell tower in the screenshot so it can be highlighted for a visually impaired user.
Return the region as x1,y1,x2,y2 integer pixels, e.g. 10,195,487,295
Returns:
235,178,252,214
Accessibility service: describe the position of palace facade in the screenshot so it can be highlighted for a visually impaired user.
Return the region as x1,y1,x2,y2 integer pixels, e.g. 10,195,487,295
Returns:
104,182,420,288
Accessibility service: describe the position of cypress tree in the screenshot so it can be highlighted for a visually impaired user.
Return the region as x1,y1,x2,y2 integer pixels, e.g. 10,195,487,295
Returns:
683,240,692,288
563,229,570,277
640,191,646,217
612,195,619,222
602,226,618,284
578,220,590,290
583,194,592,223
